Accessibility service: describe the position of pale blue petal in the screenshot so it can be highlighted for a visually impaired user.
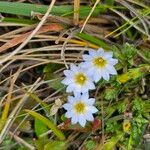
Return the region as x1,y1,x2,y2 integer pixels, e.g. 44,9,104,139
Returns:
63,103,72,110
78,115,86,127
86,67,95,76
74,92,81,100
84,98,95,105
66,84,75,93
82,54,92,61
86,81,95,90
93,71,101,82
89,49,97,57
85,112,94,121
61,78,73,85
103,52,113,59
74,86,82,94
68,96,75,103
63,70,73,77
88,106,98,113
97,48,104,56
108,58,118,65
80,62,91,68
101,70,110,81
71,115,78,124
65,111,73,118
81,86,89,93
81,93,89,101
70,64,79,72
106,65,117,75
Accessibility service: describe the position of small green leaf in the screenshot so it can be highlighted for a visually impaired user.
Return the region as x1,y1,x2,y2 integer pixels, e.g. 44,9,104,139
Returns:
35,119,48,138
25,110,65,140
76,33,110,50
85,140,96,150
44,141,67,150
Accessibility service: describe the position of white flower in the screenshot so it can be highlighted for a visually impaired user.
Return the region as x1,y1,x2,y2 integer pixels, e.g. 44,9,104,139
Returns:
61,64,95,94
81,48,118,82
63,93,98,127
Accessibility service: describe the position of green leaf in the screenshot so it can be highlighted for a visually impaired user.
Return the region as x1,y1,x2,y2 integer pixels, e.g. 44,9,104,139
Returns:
0,1,104,18
2,17,37,25
76,33,110,50
85,140,96,150
25,110,65,140
104,88,118,101
44,141,67,150
35,119,49,138
104,132,124,150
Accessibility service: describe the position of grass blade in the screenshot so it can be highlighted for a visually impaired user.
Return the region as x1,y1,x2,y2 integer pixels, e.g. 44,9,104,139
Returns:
25,109,66,140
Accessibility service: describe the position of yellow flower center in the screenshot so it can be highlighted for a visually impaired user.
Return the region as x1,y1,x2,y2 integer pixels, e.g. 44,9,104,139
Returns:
74,102,86,114
93,57,106,68
75,73,87,85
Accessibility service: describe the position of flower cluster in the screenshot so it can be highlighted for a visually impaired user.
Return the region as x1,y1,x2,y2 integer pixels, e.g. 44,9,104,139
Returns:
62,48,118,127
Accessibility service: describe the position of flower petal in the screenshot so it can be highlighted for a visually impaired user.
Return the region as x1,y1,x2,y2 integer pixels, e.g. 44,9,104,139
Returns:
93,71,101,82
65,111,73,118
70,64,78,72
84,98,95,105
88,106,98,113
80,62,91,68
81,93,89,101
63,70,73,77
86,81,95,90
63,103,72,110
71,115,78,124
66,84,75,93
68,96,75,103
61,78,73,85
89,49,97,57
108,58,118,65
103,52,113,59
101,69,110,81
78,115,86,127
82,54,92,61
85,112,94,121
106,65,117,75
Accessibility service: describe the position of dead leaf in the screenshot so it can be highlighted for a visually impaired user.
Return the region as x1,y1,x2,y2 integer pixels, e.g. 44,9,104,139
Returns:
0,23,63,53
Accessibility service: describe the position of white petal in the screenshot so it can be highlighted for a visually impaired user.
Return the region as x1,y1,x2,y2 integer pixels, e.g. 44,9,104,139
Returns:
81,93,89,101
103,52,113,59
93,71,101,82
89,49,97,57
82,54,92,61
61,78,73,85
63,70,73,77
66,84,75,93
74,92,81,100
68,96,75,103
84,98,95,105
65,111,73,118
74,85,82,93
108,58,118,65
63,103,72,110
80,62,91,68
81,86,89,93
71,115,78,124
101,70,110,81
97,48,104,56
106,65,117,75
85,112,94,121
78,115,86,127
70,64,78,72
86,81,95,90
88,106,98,113
86,67,95,76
